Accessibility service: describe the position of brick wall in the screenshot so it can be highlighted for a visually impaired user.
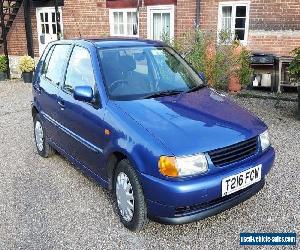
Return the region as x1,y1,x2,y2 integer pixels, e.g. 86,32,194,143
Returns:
63,0,109,39
5,5,31,56
200,0,300,56
249,0,300,31
5,1,44,57
139,6,148,38
175,0,196,39
248,30,300,56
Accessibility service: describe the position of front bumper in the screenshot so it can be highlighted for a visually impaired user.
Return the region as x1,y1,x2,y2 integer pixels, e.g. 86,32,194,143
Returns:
140,147,275,224
153,177,265,224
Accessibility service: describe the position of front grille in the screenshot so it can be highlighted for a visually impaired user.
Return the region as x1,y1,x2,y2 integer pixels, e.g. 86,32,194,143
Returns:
208,137,258,167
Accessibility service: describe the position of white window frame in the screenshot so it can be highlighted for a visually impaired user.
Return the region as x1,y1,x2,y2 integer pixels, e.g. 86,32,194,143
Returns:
109,8,139,37
217,1,250,45
147,5,175,41
36,7,64,55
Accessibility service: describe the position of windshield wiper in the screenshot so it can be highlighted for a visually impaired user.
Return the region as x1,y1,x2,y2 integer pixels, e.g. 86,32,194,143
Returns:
143,90,184,99
185,84,207,93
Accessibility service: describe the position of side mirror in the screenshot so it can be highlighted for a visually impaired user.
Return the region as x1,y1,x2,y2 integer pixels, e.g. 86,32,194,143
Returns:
199,72,206,83
73,86,94,103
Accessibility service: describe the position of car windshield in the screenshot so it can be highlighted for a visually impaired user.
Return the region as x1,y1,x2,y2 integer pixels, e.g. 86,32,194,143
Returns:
98,46,204,100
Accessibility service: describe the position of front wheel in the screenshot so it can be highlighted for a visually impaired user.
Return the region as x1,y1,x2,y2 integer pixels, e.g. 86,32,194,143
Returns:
114,159,148,231
33,114,55,158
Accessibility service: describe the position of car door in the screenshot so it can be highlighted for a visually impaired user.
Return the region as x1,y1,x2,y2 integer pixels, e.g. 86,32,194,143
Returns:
57,45,107,177
35,44,72,143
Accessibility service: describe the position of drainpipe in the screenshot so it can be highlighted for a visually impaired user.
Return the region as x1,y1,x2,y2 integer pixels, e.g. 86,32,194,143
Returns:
134,0,140,36
23,0,34,58
0,0,10,78
54,0,61,40
196,0,201,28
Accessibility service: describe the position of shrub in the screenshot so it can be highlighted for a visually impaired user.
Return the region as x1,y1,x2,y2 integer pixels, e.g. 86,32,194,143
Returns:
165,29,253,90
19,55,35,73
288,47,300,83
237,46,253,86
0,55,8,73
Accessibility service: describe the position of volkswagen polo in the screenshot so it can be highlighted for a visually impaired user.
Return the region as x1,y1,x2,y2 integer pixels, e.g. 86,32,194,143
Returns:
32,38,275,231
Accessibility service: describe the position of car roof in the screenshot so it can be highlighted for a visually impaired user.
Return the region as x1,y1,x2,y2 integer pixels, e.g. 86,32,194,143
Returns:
52,37,166,49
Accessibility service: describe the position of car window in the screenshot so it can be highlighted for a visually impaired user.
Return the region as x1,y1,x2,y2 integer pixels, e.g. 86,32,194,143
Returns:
150,49,196,88
45,45,71,84
64,46,95,93
98,46,203,100
42,45,55,75
98,48,152,98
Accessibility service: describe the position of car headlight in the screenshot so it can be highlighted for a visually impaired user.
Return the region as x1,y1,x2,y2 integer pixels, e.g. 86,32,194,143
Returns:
158,154,208,177
259,130,270,151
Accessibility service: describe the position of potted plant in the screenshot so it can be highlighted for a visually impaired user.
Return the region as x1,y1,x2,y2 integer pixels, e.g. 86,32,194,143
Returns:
228,43,253,92
19,55,35,83
288,47,300,119
228,44,242,92
0,55,8,81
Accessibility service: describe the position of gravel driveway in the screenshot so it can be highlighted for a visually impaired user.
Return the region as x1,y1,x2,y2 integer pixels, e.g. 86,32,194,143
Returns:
0,80,299,249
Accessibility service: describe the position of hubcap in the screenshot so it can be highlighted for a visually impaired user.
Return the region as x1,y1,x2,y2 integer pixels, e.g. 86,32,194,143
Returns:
35,121,44,151
116,172,134,222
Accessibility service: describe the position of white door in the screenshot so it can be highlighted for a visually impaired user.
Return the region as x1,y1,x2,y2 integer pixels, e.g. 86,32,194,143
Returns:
147,5,174,41
36,7,63,55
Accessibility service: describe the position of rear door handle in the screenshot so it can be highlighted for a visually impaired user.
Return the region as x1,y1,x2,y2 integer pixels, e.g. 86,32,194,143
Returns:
58,100,65,110
33,84,41,94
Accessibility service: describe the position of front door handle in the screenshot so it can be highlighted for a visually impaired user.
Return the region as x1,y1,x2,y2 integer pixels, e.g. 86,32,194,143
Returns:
58,100,65,110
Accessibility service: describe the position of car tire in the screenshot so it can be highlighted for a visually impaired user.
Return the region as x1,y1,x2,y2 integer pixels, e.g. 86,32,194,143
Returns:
33,113,55,158
113,159,148,231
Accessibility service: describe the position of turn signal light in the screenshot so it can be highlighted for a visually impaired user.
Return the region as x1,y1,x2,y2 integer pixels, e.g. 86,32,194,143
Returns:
158,156,178,177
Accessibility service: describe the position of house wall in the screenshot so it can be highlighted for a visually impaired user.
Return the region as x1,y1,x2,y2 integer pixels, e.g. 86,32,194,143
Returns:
175,0,196,40
6,0,109,58
3,0,196,77
62,0,109,40
5,0,196,57
200,0,300,56
4,0,300,77
6,4,38,56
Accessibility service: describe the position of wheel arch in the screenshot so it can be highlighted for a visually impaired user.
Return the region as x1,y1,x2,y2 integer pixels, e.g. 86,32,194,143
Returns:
106,151,126,190
32,105,39,119
106,150,137,191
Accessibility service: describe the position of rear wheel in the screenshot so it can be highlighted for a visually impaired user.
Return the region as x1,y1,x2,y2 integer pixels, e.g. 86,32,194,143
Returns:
33,114,55,158
114,159,148,231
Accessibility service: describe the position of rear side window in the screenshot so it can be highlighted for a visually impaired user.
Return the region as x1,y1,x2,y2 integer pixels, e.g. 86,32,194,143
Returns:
44,44,71,84
42,45,54,75
63,46,95,93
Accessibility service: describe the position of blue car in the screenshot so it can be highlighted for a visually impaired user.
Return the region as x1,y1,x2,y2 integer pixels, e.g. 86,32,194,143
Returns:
32,38,275,231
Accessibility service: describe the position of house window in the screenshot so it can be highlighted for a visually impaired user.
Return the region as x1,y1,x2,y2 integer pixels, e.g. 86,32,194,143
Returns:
109,9,138,37
147,5,175,41
218,2,250,44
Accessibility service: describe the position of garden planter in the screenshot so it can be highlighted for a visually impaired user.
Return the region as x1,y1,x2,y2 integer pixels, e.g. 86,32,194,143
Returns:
0,72,7,81
22,72,33,83
228,75,241,92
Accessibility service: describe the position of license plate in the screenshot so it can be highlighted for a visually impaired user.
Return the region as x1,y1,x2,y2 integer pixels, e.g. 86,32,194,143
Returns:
222,164,262,197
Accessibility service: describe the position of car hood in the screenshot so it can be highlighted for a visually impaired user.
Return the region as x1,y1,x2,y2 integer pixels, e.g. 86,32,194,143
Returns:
114,88,267,156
